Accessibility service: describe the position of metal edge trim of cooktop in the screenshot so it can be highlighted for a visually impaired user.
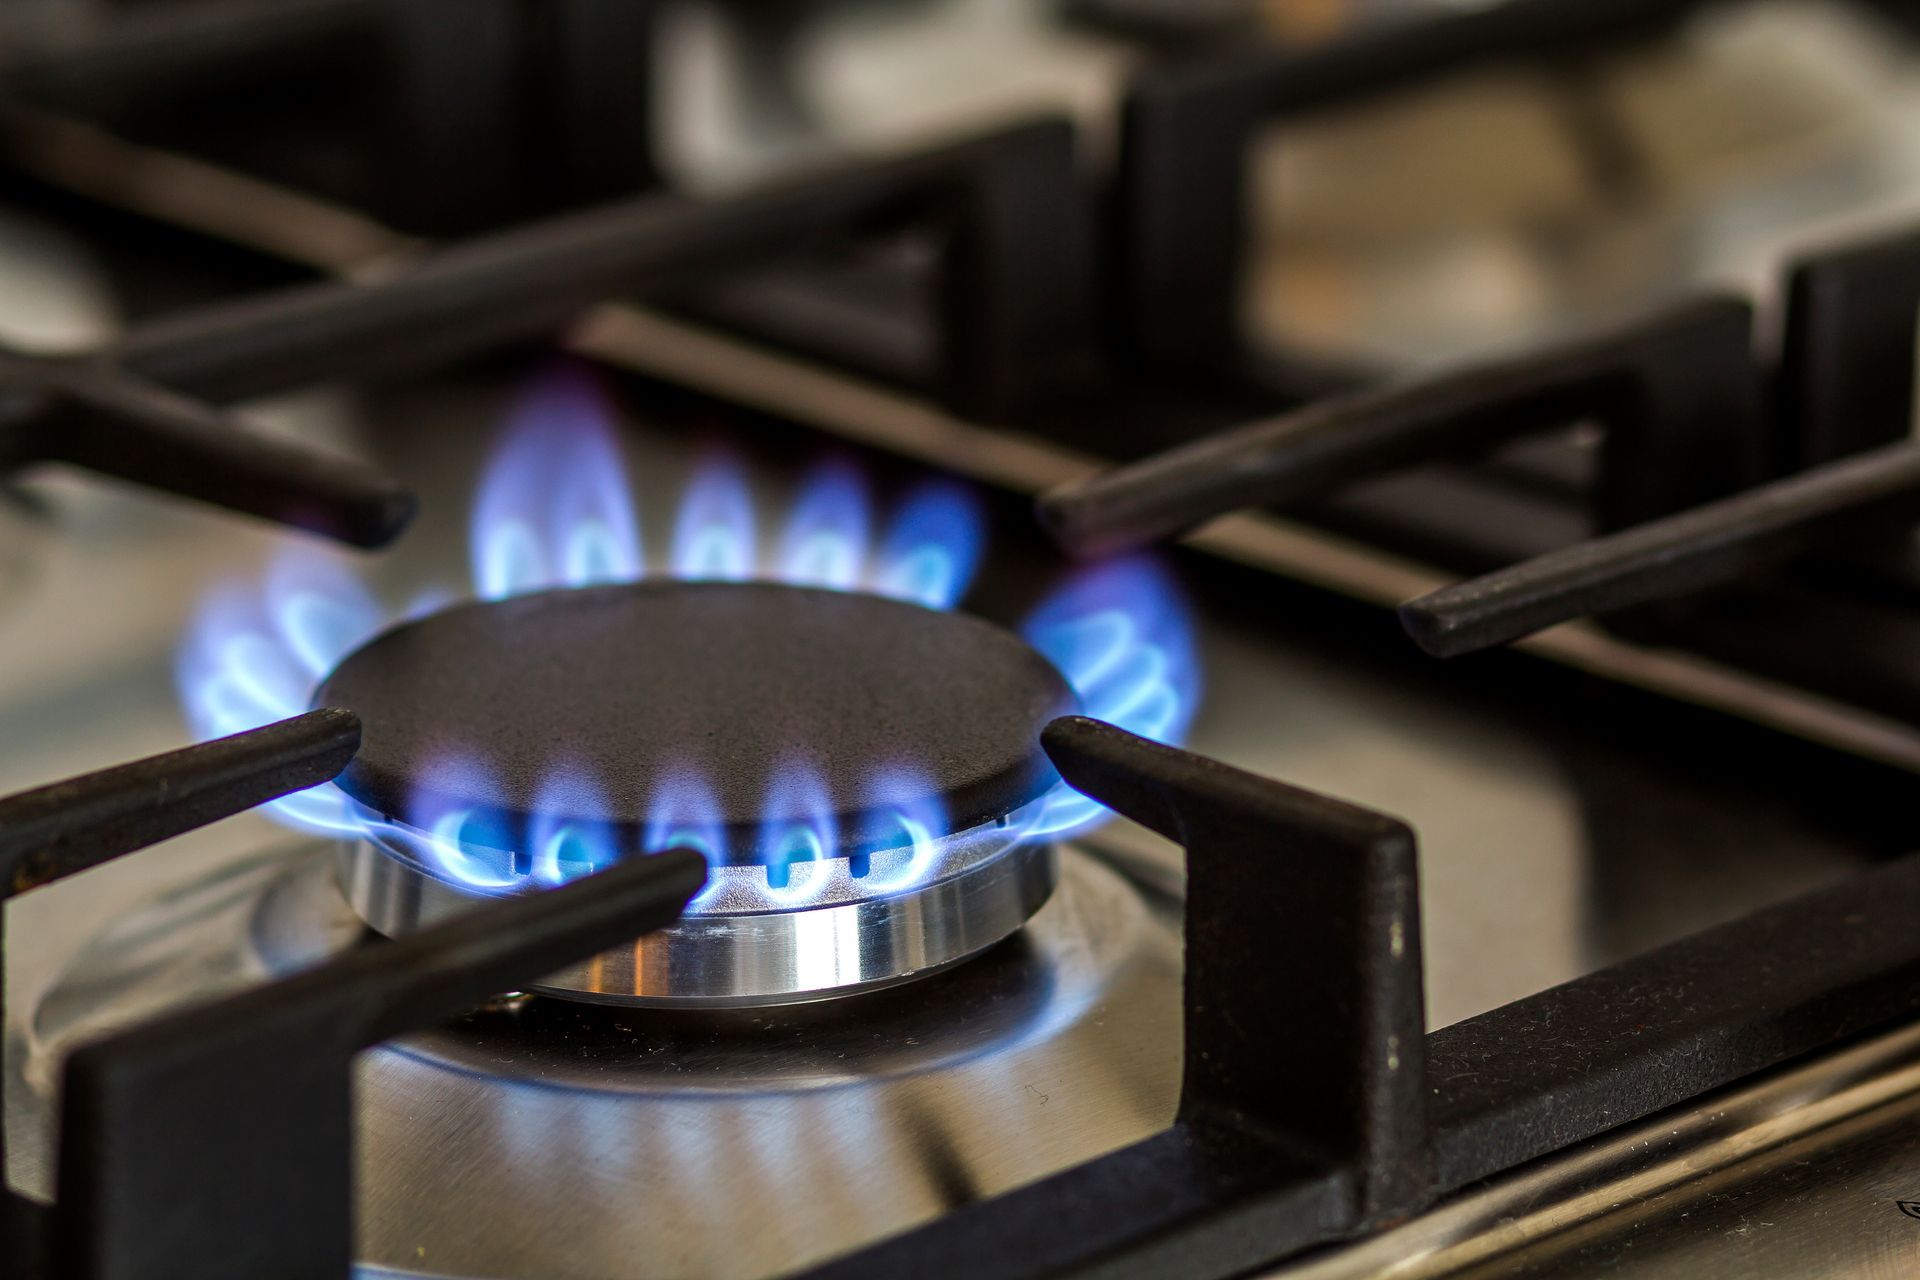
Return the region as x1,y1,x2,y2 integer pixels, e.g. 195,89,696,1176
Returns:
1266,1019,1920,1279
11,104,1920,774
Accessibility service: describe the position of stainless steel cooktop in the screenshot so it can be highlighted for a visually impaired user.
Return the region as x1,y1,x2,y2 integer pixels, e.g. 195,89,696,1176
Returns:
6,3,1920,1278
0,356,1901,1278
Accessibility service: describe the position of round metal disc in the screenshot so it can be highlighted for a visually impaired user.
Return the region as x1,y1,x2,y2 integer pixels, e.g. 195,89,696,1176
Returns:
314,581,1077,861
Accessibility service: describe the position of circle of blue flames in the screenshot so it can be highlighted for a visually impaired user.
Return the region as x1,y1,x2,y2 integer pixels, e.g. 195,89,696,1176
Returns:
176,367,1199,913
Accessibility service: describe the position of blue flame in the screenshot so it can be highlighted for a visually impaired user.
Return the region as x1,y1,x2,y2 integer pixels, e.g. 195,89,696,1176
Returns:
858,767,947,895
473,365,642,599
672,451,757,581
759,764,837,906
414,813,518,889
642,768,728,908
871,482,983,610
418,811,512,888
175,548,383,838
396,761,522,890
265,551,383,683
466,366,983,606
526,767,617,885
176,363,1199,916
1020,558,1199,839
778,460,870,591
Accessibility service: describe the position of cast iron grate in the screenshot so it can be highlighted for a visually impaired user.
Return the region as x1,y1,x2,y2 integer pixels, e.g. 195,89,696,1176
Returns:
0,712,705,1280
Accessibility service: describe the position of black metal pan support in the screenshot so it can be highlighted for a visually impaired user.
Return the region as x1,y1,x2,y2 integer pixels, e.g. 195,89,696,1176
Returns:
1391,225,1920,657
0,711,706,1280
0,0,662,231
1114,0,1719,367
1044,215,1920,679
1398,439,1920,656
0,351,415,547
1039,296,1762,553
98,117,1087,422
0,113,1083,542
1112,0,1920,369
1780,224,1920,468
791,717,1920,1280
795,714,1429,1280
0,709,361,891
8,717,1919,1279
0,711,364,1275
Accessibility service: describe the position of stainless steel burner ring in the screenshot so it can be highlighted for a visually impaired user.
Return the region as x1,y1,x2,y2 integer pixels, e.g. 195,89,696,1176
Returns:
338,802,1060,1007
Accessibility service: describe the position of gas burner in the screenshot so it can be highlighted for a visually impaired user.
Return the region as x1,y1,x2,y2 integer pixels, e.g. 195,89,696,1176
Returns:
321,579,1076,1005
174,366,1199,1007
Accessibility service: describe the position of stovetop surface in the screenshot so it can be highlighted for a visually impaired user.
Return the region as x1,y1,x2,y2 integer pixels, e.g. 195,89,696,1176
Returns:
1,309,1914,1280
8,2,1920,1278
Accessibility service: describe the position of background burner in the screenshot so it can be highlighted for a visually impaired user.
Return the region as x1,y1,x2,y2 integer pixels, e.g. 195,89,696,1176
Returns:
315,579,1079,862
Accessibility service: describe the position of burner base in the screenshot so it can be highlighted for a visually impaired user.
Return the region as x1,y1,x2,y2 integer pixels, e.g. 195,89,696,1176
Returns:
338,823,1060,1007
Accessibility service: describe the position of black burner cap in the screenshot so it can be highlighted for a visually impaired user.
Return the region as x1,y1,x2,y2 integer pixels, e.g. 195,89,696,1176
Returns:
314,581,1078,862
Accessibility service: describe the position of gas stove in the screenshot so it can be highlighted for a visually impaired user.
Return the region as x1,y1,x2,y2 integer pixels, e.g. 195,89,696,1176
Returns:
7,2,1920,1279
